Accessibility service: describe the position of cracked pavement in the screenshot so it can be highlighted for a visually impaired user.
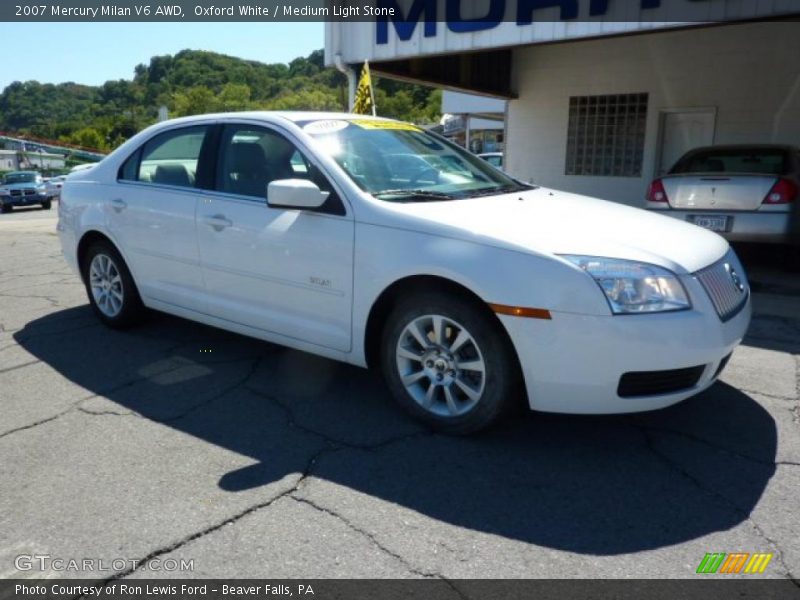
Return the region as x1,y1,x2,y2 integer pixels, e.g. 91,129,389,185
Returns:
1,208,799,582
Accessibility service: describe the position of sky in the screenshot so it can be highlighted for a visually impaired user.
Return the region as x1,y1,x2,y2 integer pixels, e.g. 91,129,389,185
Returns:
0,22,324,90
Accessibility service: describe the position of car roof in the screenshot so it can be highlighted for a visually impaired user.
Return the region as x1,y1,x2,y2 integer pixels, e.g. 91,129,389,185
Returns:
275,111,393,123
157,111,402,127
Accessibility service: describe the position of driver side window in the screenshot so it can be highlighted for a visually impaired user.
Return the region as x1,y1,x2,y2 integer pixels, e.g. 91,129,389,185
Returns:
216,125,344,215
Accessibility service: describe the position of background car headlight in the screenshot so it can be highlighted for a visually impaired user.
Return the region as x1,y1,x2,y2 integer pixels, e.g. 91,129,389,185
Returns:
562,255,690,314
0,188,9,196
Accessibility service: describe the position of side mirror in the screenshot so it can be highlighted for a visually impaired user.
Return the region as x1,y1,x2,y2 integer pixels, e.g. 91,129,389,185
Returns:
267,179,328,210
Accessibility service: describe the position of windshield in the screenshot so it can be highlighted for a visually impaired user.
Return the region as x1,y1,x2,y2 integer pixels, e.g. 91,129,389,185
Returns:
3,172,40,185
300,118,529,201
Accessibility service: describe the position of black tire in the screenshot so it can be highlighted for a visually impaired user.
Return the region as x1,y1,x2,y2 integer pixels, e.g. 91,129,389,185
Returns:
380,291,521,434
0,204,11,214
81,241,145,329
41,200,52,210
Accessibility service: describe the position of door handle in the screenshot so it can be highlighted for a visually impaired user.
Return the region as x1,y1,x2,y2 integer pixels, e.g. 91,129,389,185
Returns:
110,198,127,213
203,214,232,232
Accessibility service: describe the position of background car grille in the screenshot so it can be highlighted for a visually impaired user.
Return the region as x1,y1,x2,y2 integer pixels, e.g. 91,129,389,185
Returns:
694,254,749,321
618,365,706,398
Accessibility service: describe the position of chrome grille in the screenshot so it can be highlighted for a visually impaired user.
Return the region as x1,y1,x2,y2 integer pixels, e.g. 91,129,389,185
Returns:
695,253,748,321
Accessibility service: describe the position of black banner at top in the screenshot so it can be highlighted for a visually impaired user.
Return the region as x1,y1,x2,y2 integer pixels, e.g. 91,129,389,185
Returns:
2,0,799,23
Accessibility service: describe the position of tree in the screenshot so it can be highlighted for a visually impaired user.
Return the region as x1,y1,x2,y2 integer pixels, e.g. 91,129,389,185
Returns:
0,48,443,151
172,86,217,116
218,83,253,112
62,127,107,151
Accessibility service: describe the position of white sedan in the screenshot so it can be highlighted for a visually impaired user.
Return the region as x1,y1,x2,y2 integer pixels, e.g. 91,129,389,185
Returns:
58,112,751,433
45,175,67,199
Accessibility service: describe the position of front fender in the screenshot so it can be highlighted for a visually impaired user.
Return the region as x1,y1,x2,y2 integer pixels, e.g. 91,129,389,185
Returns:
349,222,609,366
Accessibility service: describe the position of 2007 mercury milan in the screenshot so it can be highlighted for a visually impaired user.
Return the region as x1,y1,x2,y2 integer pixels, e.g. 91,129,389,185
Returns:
58,112,751,433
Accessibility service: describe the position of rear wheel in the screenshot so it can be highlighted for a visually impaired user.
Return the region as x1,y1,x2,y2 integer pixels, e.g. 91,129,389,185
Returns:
81,241,145,329
381,291,520,434
41,200,51,210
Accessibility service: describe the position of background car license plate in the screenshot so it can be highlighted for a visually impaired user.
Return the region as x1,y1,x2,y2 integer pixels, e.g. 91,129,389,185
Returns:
690,215,729,232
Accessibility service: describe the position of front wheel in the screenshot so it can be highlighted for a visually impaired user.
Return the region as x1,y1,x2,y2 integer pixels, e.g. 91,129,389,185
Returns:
0,204,11,214
81,241,145,329
381,292,521,434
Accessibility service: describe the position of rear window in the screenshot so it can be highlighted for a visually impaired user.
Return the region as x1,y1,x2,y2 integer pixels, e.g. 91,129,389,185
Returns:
672,149,788,176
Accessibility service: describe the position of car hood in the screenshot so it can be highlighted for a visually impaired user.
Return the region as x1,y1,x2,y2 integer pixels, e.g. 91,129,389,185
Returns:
378,187,729,274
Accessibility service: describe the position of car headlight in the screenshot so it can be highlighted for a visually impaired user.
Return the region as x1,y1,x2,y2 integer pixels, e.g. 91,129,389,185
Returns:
561,255,691,314
0,188,8,196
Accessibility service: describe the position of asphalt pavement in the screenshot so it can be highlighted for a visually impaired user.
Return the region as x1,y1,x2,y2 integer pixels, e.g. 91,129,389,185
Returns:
1,207,798,581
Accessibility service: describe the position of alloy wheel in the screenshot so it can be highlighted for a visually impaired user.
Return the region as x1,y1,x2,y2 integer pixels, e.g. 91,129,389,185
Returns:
89,253,124,318
395,314,486,417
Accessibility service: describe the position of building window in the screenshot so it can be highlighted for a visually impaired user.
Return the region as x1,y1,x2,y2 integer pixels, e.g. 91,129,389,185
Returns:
565,93,648,177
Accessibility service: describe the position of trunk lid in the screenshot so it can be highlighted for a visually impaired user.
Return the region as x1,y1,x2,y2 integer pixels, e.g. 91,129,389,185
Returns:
662,174,777,210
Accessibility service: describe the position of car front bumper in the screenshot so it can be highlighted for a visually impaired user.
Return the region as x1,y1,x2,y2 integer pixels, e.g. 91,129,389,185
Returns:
1,193,50,206
647,207,791,243
499,272,751,414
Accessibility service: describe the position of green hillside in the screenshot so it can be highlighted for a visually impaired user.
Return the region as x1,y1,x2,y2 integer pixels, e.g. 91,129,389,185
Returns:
0,49,441,152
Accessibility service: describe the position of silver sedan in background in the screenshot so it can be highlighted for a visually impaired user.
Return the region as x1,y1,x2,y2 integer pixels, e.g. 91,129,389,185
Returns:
45,175,67,199
646,145,799,245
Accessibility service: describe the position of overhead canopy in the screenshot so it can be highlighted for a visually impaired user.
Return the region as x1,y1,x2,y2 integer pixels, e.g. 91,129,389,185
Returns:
369,48,514,99
326,1,798,97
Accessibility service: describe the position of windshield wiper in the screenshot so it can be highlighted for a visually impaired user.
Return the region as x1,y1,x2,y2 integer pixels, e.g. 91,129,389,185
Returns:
373,189,454,201
461,184,532,198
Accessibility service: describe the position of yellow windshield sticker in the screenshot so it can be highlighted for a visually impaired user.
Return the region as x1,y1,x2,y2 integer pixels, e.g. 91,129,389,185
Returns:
350,119,422,132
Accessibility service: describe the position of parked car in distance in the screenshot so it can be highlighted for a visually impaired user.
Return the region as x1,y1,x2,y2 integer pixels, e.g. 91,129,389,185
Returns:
0,171,52,213
58,112,750,433
478,152,504,170
647,144,799,244
45,175,67,199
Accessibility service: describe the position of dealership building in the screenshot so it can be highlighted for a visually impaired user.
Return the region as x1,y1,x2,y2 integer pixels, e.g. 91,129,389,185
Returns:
326,1,800,206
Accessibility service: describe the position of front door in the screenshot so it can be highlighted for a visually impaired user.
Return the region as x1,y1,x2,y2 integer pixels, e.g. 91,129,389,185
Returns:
657,109,716,175
196,123,354,352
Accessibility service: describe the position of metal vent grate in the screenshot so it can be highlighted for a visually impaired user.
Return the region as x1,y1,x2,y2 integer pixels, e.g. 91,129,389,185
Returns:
695,254,749,322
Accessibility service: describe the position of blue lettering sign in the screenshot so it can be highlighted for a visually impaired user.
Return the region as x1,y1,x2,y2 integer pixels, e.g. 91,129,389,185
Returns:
517,0,578,24
446,0,506,33
376,0,437,44
376,0,685,44
589,0,660,14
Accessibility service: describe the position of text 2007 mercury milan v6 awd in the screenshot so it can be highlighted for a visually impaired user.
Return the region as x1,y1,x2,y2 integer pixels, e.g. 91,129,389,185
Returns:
57,112,751,433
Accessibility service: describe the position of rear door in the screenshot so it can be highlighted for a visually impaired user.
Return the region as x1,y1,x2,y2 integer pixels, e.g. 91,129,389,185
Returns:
111,124,213,311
